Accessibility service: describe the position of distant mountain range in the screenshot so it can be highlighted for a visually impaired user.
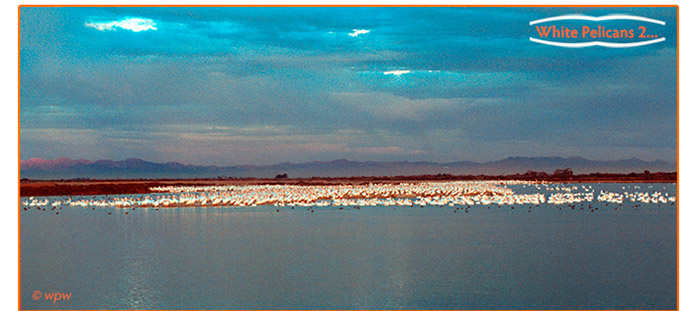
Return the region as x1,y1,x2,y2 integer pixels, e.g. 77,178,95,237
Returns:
19,156,677,180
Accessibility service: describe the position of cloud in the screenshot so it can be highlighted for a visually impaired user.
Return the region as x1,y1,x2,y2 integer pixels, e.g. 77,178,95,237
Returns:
85,17,157,32
383,70,411,76
348,29,370,37
20,7,677,164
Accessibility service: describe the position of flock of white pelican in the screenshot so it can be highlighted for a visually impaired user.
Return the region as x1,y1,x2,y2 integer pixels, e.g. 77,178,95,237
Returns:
20,181,676,213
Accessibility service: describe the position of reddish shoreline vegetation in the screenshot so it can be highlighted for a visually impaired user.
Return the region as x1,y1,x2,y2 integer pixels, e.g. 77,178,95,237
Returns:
20,171,677,197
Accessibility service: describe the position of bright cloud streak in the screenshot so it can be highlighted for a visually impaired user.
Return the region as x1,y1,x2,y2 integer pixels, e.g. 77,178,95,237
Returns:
85,17,157,32
349,29,370,37
383,70,411,76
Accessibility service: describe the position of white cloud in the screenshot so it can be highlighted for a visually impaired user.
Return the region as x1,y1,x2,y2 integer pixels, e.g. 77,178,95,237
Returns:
383,70,411,76
349,29,370,37
85,18,157,32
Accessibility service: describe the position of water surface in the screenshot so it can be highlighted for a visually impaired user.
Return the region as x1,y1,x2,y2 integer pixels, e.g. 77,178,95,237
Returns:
20,183,677,310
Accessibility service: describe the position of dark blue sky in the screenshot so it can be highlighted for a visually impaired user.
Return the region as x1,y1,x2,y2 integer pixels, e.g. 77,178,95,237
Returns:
19,7,677,165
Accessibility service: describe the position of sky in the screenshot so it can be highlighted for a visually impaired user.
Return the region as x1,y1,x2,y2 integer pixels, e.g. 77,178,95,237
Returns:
19,7,677,166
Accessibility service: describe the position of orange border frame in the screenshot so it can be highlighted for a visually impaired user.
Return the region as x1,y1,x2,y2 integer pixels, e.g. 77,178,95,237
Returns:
17,4,680,311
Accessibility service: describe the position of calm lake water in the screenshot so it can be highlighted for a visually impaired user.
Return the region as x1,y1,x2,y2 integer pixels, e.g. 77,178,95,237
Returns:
21,183,676,310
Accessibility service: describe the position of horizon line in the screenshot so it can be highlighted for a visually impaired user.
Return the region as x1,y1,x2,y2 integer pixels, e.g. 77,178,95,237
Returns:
19,155,677,167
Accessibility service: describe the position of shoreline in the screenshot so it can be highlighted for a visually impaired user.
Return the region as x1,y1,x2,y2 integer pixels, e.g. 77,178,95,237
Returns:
19,172,677,197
